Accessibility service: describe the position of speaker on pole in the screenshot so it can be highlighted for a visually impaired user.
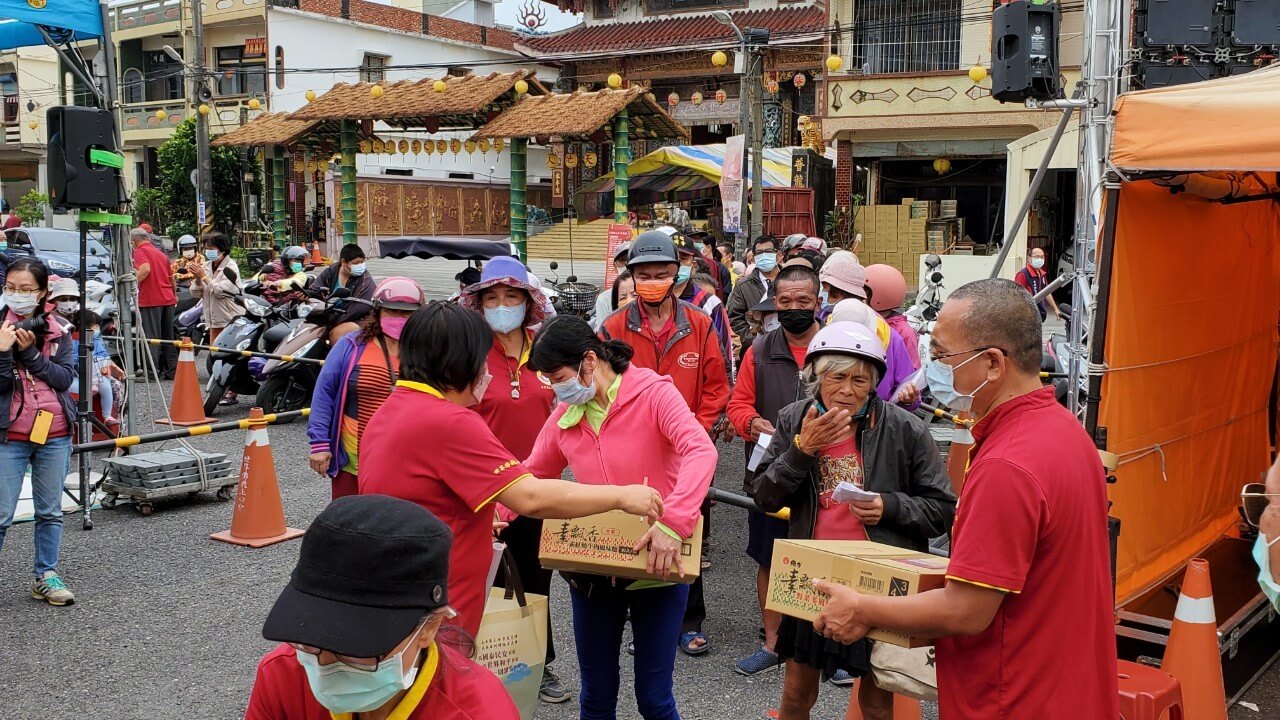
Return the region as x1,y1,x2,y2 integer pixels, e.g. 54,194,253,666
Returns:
47,106,123,210
991,0,1062,104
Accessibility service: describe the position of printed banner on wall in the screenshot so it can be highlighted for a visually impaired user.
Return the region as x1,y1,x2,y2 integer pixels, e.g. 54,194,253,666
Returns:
603,223,634,289
721,134,744,235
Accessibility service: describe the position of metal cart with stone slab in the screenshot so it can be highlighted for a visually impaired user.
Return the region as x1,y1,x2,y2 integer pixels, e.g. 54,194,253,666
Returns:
99,448,238,516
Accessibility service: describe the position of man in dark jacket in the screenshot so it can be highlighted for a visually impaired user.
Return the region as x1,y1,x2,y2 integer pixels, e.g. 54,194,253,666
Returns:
313,243,376,342
727,235,781,356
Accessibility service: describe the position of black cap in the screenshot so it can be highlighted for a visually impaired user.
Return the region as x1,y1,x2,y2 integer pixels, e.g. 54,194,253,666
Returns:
262,496,452,657
455,266,482,285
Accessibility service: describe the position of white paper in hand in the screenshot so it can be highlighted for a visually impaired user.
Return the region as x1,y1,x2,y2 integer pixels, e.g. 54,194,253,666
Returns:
747,433,773,472
831,481,879,504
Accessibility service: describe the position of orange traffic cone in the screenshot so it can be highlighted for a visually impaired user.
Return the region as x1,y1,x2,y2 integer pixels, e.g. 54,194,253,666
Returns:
155,339,214,426
1161,558,1227,720
211,407,305,548
309,240,323,264
844,685,922,720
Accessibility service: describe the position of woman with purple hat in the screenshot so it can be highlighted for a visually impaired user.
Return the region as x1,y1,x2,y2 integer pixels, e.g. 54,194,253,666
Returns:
458,255,569,704
307,276,426,499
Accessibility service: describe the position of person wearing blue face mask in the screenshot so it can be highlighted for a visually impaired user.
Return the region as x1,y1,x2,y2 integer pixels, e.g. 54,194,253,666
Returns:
1244,460,1280,609
673,235,732,379
247,494,521,720
459,255,568,705
728,235,782,358
315,243,377,343
191,231,246,404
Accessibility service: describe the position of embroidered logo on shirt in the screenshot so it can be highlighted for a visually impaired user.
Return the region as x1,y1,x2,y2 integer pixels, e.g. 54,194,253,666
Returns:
677,352,700,368
493,459,519,475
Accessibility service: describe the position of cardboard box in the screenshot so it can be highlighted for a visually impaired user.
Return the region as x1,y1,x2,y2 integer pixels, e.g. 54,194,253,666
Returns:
897,206,911,228
874,206,899,235
766,540,949,648
909,200,939,220
900,197,915,206
940,199,958,217
539,511,703,584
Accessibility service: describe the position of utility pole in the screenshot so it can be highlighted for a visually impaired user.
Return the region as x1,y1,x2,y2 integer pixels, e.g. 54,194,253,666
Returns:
747,30,768,243
190,0,214,235
735,40,750,255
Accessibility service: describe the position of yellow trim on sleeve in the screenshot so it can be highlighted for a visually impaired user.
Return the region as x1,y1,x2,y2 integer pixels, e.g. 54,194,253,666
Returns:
945,574,1020,595
473,473,532,513
330,641,440,720
396,380,444,398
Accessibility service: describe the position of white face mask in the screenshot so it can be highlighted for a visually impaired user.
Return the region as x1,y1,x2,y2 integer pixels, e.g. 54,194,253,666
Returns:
3,291,40,317
1030,257,1045,270
56,300,79,315
471,370,492,405
182,249,196,259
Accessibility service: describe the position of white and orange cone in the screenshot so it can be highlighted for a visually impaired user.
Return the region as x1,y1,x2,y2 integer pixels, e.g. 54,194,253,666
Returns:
211,407,304,548
1161,558,1227,720
156,339,214,426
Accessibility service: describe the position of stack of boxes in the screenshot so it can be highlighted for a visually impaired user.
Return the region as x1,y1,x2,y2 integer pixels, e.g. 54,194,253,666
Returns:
853,198,967,284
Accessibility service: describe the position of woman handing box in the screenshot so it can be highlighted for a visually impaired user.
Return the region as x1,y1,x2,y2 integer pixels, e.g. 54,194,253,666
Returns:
524,315,717,720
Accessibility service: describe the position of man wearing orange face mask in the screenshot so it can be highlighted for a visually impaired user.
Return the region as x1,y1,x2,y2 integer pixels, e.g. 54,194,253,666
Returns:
599,229,729,657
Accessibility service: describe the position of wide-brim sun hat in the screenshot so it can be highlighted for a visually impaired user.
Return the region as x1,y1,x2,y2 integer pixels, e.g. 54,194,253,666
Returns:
373,276,426,312
460,255,548,326
819,256,869,300
49,277,79,300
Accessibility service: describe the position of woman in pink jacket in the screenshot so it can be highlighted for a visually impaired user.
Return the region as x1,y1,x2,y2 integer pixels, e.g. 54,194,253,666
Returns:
526,315,716,720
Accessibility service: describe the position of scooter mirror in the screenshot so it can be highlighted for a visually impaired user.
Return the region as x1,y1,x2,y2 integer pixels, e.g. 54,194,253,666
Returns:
549,261,559,271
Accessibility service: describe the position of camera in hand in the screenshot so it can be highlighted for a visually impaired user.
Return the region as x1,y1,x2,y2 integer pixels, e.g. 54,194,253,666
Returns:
14,316,47,333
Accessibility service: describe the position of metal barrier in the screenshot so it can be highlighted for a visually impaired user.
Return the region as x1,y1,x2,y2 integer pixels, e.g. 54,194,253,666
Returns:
707,487,790,521
74,408,310,454
103,336,325,366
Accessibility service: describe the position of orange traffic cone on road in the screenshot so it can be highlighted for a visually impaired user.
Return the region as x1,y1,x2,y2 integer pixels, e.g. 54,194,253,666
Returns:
309,240,324,264
1161,558,1227,720
844,686,921,720
155,339,214,426
211,407,304,548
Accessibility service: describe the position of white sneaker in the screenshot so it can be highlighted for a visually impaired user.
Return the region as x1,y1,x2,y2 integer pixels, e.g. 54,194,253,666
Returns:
32,571,75,606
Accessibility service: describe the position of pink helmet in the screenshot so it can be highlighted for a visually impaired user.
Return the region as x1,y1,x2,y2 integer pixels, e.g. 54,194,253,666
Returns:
806,321,887,378
373,276,426,311
864,264,907,312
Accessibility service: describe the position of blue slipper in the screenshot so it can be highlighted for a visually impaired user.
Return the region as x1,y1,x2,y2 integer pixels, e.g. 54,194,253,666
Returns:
679,631,710,656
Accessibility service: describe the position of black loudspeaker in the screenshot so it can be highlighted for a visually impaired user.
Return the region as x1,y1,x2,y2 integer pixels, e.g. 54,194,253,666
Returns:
1141,0,1215,47
47,106,121,210
991,0,1062,103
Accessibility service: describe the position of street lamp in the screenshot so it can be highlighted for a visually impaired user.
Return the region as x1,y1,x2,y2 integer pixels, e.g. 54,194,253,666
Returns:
713,10,752,252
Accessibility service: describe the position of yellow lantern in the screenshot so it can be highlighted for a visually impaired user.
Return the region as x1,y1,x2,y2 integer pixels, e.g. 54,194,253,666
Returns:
565,152,578,168
968,65,988,83
373,139,385,153
436,139,447,154
154,109,167,121
411,139,422,154
607,73,623,89
826,55,843,73
711,50,728,68
198,103,210,115
449,139,461,154
494,138,505,154
478,138,491,153
306,160,316,173
513,79,528,95
293,158,305,171
305,89,317,102
691,91,703,106
933,157,951,175
434,79,447,93
465,139,477,154
386,140,396,154
398,140,409,154
247,97,261,110
27,120,37,130
359,140,372,153
424,141,435,155
370,84,384,98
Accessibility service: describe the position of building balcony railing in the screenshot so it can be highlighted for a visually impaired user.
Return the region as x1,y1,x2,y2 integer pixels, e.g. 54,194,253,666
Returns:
110,0,266,34
120,96,264,142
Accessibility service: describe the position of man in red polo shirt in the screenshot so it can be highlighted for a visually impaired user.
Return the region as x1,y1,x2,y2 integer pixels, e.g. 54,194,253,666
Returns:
812,279,1117,720
131,226,178,380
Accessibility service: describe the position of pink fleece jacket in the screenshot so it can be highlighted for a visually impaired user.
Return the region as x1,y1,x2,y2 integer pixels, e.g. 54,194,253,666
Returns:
524,366,716,539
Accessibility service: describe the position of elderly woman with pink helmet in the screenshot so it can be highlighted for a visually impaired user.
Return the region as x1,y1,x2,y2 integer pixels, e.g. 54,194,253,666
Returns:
307,276,426,499
751,322,954,720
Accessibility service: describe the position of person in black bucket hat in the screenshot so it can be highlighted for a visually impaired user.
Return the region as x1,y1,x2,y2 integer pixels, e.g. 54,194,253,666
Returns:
245,495,518,720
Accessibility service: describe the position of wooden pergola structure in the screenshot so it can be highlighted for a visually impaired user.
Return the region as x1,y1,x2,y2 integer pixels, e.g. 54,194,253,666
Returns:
214,73,687,261
471,86,687,233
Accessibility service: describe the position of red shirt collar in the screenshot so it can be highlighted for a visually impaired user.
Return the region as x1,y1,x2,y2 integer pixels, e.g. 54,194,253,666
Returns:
1025,264,1047,279
971,386,1058,448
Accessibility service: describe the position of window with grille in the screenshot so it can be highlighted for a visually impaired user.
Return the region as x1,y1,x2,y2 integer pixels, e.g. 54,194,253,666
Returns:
850,0,962,75
216,46,267,96
360,54,388,84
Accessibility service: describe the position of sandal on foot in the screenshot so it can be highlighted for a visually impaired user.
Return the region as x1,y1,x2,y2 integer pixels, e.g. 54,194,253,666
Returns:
679,631,710,656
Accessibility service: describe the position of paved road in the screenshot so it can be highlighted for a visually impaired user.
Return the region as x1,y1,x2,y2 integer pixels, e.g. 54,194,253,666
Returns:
0,258,1276,720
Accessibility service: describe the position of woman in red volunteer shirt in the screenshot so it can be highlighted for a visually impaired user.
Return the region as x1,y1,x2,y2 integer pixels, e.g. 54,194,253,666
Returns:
358,302,663,638
459,256,567,704
753,322,954,720
248,495,519,720
523,315,717,720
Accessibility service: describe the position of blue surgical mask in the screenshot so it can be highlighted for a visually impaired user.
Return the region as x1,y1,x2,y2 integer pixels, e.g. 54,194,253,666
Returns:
552,361,596,406
676,264,692,284
290,261,304,273
484,304,526,334
349,262,367,276
819,289,830,308
693,242,705,252
205,249,219,261
0,241,8,251
1030,257,1045,270
925,352,989,412
1254,532,1280,609
295,635,423,714
755,252,778,273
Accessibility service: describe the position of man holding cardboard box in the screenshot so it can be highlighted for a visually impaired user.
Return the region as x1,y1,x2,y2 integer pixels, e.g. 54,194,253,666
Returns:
811,279,1118,719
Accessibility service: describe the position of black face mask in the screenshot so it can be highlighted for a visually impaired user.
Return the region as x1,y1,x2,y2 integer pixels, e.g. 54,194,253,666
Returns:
777,308,815,335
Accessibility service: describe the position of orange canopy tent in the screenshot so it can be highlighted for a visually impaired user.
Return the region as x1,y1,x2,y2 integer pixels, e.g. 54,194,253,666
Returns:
1099,66,1280,604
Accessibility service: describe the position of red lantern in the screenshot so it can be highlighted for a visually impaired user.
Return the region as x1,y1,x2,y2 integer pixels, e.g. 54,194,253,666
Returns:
793,72,807,89
667,92,679,107
766,79,779,94
715,89,727,104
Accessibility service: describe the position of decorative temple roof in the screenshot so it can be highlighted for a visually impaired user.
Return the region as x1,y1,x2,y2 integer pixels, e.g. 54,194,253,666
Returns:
470,87,687,142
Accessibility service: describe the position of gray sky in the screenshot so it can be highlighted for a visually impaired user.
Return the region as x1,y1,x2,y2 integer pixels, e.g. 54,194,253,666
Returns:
495,0,581,33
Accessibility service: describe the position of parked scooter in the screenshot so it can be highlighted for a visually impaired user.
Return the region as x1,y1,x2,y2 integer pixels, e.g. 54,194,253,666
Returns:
202,281,292,416
252,287,364,420
906,254,944,364
546,260,597,322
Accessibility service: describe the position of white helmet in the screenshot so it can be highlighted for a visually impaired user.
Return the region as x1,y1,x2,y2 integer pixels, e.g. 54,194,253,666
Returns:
807,321,887,378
